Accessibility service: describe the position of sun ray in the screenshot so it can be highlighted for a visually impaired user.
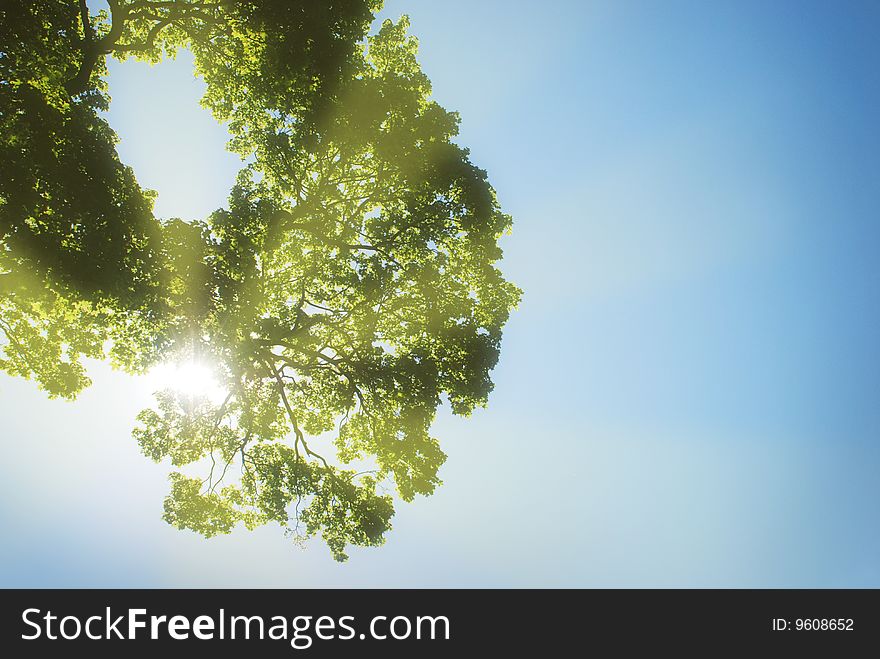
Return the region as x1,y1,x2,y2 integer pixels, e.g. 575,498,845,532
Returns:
144,359,226,403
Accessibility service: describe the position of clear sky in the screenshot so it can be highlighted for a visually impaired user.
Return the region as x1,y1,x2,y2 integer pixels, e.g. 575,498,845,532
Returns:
1,0,879,587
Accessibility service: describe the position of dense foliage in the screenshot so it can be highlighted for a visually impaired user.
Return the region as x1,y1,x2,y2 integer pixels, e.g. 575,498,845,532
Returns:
0,0,519,560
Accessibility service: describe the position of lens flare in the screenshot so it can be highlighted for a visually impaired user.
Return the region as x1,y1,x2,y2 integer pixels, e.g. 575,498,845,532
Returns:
145,360,226,403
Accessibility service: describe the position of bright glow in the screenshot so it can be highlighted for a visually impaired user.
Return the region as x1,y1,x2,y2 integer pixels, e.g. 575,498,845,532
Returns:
144,360,227,403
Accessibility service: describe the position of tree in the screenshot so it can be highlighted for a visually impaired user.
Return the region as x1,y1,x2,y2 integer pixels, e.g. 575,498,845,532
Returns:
0,0,520,561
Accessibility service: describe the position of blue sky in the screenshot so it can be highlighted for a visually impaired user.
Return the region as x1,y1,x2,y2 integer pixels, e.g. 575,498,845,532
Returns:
1,0,878,586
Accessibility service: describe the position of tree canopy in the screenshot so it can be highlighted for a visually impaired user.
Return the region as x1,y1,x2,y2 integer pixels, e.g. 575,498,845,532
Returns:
0,0,520,561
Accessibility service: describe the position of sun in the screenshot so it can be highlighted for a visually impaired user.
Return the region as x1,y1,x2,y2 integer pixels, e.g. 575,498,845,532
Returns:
144,359,227,403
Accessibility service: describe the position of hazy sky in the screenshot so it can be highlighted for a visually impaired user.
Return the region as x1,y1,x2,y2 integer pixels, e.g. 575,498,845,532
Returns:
2,0,879,587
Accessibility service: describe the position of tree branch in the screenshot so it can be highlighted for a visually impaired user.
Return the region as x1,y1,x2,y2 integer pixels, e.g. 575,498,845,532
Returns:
65,0,131,95
265,358,333,471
